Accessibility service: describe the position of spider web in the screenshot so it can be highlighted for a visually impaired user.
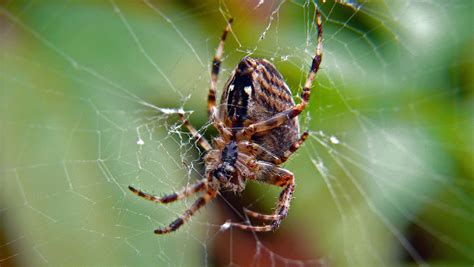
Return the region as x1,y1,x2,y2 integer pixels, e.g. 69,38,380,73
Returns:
0,0,473,266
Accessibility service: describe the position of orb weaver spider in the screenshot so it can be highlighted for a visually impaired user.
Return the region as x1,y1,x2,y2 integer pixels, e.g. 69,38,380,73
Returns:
129,9,322,234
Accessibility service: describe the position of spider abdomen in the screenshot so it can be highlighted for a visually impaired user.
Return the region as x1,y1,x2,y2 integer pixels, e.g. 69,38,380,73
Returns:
220,57,299,161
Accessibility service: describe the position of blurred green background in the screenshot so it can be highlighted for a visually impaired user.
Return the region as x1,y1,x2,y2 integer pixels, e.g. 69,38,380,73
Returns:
0,0,472,266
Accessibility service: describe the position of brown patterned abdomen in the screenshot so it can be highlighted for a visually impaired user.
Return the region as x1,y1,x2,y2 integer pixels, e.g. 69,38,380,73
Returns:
220,57,299,161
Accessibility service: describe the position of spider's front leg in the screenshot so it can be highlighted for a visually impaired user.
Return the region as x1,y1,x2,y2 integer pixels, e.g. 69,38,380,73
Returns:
229,161,295,232
207,18,234,141
208,18,233,117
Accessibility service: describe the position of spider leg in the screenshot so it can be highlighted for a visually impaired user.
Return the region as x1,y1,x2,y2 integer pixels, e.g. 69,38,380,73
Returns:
154,189,217,234
230,162,295,232
178,113,212,151
211,111,233,140
300,8,322,107
274,131,309,165
128,179,207,204
236,10,322,140
208,18,233,118
270,183,295,230
230,183,295,232
235,108,298,139
226,222,274,232
243,207,284,221
237,141,281,164
237,132,309,165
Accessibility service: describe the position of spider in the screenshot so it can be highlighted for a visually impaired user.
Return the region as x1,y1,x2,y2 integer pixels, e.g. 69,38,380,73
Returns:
129,10,322,234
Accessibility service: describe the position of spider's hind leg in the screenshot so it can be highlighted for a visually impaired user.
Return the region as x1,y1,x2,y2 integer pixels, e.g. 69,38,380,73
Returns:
229,162,295,232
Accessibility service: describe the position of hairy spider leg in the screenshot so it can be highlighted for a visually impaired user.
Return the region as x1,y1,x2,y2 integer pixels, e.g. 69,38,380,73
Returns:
236,9,322,140
178,113,212,151
239,183,295,231
232,133,308,229
236,132,308,165
274,131,309,165
208,18,233,117
175,16,234,151
243,207,284,221
230,162,295,232
236,141,281,164
128,179,207,204
211,110,233,140
154,189,217,234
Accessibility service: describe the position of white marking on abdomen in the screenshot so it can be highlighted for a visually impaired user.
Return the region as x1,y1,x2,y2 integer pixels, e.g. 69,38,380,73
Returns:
244,86,252,96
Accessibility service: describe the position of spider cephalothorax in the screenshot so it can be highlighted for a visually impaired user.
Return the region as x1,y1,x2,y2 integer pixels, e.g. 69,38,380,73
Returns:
129,10,322,234
206,140,243,192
